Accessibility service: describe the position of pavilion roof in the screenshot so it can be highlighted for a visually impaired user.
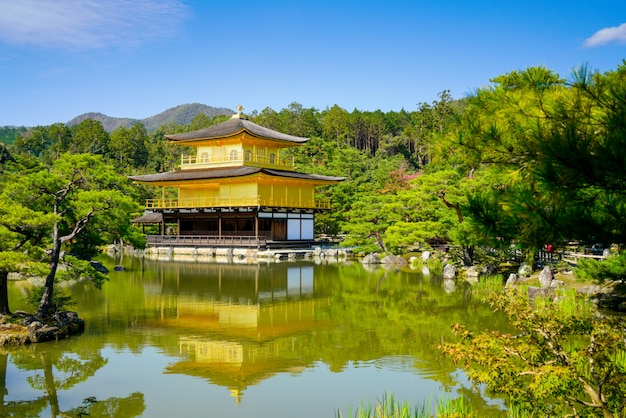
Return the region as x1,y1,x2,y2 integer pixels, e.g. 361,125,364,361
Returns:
128,166,344,184
165,117,309,144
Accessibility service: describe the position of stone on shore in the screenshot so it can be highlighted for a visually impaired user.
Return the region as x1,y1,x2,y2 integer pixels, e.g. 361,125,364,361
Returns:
0,311,85,346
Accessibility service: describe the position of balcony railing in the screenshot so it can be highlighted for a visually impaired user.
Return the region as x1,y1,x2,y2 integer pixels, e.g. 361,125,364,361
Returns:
147,234,267,247
180,152,294,170
145,195,330,210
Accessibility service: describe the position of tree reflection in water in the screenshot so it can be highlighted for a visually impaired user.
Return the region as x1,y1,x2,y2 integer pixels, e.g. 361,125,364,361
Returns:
1,347,144,417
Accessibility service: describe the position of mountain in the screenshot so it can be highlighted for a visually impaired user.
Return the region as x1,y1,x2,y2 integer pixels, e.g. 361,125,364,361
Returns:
66,103,235,132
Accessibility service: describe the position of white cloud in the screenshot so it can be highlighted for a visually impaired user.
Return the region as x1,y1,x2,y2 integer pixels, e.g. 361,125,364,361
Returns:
0,0,188,49
583,22,626,47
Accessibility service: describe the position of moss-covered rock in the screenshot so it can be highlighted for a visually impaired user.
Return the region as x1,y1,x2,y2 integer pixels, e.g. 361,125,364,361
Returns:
0,311,85,346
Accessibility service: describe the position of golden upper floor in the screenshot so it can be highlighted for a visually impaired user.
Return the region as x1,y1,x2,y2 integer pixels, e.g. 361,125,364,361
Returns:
166,115,308,172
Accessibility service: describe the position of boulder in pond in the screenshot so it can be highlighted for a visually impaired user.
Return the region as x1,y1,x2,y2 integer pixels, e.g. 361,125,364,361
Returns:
443,264,457,279
361,253,380,264
381,255,407,266
90,260,109,273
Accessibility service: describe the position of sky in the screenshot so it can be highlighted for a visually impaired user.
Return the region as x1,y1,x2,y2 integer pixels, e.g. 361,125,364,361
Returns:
0,0,625,127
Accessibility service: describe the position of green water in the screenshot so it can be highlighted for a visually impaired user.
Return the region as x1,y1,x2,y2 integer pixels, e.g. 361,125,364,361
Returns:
3,256,509,417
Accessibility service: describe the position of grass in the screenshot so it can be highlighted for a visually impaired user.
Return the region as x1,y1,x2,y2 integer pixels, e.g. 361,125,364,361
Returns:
533,287,595,318
471,274,505,301
335,392,473,418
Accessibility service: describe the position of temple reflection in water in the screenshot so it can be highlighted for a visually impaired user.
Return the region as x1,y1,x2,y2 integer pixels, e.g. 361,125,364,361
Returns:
138,260,331,404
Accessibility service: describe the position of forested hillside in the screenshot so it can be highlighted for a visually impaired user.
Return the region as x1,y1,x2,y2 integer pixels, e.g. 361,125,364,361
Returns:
2,61,625,266
0,126,27,145
0,104,235,139
66,103,234,132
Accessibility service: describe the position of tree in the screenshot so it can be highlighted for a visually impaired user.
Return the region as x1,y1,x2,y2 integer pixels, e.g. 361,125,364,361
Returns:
7,345,145,417
1,153,143,318
445,63,626,254
442,289,626,417
69,119,110,155
12,126,53,158
0,205,53,315
109,123,149,169
321,105,351,145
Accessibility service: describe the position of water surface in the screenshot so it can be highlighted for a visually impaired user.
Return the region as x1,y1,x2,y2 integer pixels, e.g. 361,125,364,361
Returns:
4,256,508,417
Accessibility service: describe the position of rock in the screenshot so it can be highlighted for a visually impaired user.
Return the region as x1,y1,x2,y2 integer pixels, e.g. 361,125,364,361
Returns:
421,251,431,261
549,280,564,289
113,265,126,271
465,266,479,279
443,264,457,279
505,273,518,287
538,266,554,288
326,249,339,258
464,266,479,284
0,311,85,346
31,312,85,343
594,293,626,311
528,286,554,301
361,253,380,264
90,260,109,273
518,263,533,277
482,264,498,276
577,285,602,296
380,255,407,266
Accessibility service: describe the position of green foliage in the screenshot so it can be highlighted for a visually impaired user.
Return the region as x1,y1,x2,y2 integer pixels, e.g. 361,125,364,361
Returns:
109,123,149,169
442,288,626,417
0,126,27,145
27,286,75,313
336,392,473,418
55,255,108,289
0,153,143,316
470,275,504,301
446,62,626,255
576,252,626,284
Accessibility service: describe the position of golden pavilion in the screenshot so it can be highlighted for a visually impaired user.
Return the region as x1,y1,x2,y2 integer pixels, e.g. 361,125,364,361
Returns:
129,108,344,248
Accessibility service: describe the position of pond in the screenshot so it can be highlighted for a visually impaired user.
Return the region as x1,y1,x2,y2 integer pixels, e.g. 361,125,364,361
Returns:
4,256,510,417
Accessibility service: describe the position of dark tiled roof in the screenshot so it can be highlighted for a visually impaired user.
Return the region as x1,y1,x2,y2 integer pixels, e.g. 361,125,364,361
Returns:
128,166,262,182
131,212,163,224
128,167,344,183
264,168,345,182
165,117,309,144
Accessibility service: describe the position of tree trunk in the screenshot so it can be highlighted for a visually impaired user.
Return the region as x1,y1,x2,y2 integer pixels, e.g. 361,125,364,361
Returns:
462,245,474,267
36,224,61,318
0,271,11,316
42,352,60,418
0,353,7,415
368,232,387,253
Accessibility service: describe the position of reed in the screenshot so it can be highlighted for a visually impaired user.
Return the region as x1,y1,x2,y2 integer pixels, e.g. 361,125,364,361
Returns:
471,274,504,301
427,258,444,275
533,287,594,318
335,392,472,418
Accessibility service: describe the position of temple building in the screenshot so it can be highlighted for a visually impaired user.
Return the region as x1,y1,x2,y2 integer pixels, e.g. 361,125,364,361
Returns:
129,109,344,248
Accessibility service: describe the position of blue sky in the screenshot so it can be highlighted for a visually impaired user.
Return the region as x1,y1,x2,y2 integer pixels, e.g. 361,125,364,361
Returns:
0,0,625,127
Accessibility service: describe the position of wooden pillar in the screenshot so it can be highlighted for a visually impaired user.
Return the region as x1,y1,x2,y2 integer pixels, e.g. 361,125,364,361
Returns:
218,213,222,239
